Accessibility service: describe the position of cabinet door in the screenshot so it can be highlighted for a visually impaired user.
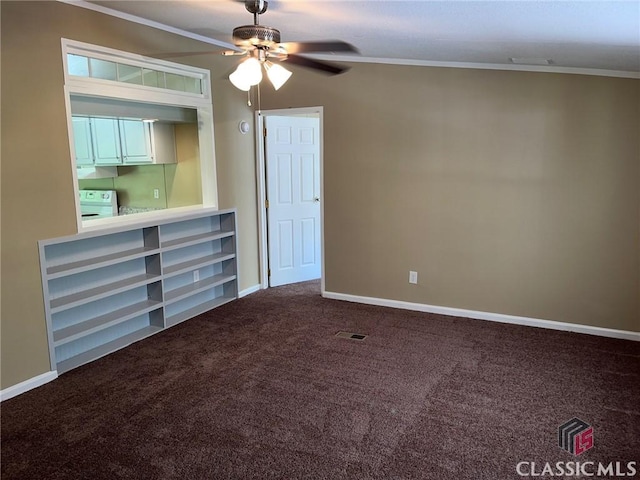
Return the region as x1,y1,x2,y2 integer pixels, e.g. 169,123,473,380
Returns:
72,117,94,166
120,119,153,164
91,118,122,165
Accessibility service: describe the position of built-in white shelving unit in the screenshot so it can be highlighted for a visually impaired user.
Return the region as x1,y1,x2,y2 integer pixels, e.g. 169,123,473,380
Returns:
38,209,238,373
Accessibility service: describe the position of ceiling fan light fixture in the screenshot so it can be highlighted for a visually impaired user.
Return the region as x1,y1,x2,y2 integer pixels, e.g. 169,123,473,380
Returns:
264,61,292,90
229,57,263,91
229,68,251,91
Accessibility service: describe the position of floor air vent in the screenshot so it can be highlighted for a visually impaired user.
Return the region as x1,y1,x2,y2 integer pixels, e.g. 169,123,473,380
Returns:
335,331,367,341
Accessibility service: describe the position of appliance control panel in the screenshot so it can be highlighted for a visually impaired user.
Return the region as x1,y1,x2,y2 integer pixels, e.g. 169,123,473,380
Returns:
79,190,114,202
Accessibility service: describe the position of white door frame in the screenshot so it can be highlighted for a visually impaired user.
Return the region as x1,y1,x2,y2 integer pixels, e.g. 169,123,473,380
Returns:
255,106,324,292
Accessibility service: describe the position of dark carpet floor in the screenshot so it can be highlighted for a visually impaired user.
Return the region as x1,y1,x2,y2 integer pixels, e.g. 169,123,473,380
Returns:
2,281,639,479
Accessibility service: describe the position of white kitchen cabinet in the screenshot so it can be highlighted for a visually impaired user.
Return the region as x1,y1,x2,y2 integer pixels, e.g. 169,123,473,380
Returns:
120,120,177,165
119,119,153,164
71,116,176,167
91,117,122,165
72,116,94,166
38,209,238,374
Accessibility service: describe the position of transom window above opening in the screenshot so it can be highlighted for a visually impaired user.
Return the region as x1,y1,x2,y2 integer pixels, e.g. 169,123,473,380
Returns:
67,53,204,95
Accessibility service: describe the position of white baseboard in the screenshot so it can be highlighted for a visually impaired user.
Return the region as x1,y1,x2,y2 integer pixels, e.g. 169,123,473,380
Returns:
323,291,640,342
0,370,58,402
239,284,261,298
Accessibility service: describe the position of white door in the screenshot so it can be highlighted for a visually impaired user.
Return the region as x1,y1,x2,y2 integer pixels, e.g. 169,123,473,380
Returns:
265,115,321,287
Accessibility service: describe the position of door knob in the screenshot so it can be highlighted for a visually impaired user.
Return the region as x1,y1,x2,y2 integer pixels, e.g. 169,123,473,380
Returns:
314,197,320,202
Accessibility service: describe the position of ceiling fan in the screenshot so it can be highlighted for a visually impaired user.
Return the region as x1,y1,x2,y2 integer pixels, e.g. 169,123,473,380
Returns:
223,0,358,91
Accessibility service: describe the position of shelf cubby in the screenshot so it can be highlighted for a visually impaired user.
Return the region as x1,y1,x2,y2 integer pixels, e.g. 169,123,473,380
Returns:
48,254,161,313
162,251,236,278
159,213,236,250
164,281,237,327
162,235,234,271
44,227,160,276
52,283,163,346
56,320,164,374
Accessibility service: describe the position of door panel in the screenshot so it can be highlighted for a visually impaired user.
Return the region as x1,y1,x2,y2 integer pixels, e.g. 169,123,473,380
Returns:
266,115,321,287
277,154,293,204
301,218,316,266
277,220,294,269
300,155,316,202
299,127,314,144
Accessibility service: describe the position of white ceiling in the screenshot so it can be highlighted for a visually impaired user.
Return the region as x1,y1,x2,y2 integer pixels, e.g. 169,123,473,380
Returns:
80,0,640,77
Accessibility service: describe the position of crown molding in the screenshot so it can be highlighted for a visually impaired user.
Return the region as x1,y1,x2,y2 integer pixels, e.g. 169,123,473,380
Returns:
58,0,236,50
311,54,640,79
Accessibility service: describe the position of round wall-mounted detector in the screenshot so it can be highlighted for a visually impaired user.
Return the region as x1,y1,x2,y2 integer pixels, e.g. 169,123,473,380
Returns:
238,121,250,134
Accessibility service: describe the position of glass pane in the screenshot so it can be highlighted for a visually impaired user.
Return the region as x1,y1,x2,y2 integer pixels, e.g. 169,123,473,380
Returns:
67,54,89,77
165,73,186,92
142,69,165,88
89,58,117,81
184,76,202,94
118,64,143,85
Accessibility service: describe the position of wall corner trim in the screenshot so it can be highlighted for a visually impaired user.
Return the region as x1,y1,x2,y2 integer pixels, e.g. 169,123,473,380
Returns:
322,291,640,342
0,371,59,402
239,284,261,298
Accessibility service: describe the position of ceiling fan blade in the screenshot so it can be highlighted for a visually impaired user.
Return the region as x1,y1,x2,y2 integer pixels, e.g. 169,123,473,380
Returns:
147,50,226,59
283,54,349,75
278,41,358,55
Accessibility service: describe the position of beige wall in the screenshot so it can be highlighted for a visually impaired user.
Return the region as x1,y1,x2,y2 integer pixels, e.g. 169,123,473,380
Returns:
166,123,202,208
0,1,260,389
261,63,639,332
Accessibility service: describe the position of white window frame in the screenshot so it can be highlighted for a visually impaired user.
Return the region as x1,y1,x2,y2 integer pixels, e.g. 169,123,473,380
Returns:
62,38,218,231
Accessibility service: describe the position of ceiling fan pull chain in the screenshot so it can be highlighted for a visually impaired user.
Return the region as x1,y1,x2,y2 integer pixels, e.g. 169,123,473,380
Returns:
247,89,252,107
257,82,262,113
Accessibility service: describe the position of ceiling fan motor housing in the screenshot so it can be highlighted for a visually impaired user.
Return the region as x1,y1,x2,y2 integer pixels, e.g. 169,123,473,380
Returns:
233,25,281,47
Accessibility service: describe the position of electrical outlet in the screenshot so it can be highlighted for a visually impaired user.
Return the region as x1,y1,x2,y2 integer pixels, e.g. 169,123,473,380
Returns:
153,188,160,199
409,270,418,284
193,270,199,283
